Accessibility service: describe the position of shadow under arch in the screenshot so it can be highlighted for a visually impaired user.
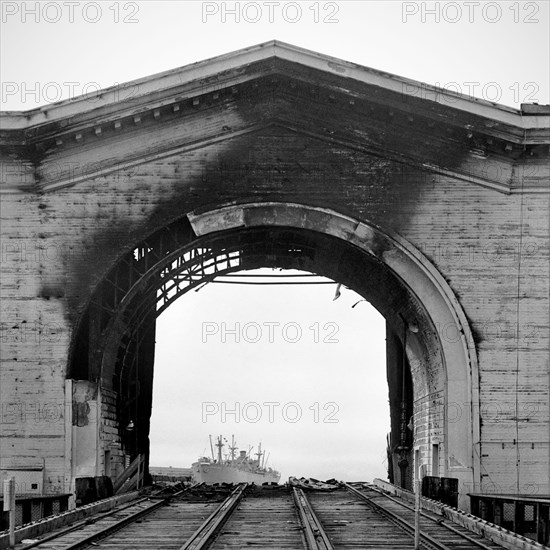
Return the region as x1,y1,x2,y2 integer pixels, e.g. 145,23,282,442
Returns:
67,201,479,508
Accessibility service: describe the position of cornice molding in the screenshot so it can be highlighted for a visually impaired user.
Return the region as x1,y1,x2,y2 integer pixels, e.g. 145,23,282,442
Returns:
2,41,547,127
23,120,548,195
1,41,548,195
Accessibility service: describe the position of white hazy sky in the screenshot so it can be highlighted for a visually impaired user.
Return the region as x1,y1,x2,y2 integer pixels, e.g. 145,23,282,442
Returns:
1,1,548,111
2,1,548,482
152,270,388,481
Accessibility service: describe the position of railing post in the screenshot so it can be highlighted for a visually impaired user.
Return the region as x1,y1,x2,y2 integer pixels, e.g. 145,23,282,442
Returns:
3,477,16,549
414,465,425,550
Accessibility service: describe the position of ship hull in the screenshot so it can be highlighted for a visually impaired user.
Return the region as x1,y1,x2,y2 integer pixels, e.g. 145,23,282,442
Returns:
192,462,280,484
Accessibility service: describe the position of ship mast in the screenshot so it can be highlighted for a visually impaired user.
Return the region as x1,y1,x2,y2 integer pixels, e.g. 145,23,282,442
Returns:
229,435,237,464
215,435,224,463
255,442,263,466
209,435,215,460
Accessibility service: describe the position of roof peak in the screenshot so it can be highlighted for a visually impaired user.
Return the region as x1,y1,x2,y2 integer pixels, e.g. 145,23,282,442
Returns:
1,40,548,132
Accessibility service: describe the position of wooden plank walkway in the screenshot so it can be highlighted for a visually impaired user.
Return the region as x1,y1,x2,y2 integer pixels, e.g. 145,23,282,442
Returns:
209,486,305,549
307,489,413,549
9,483,518,550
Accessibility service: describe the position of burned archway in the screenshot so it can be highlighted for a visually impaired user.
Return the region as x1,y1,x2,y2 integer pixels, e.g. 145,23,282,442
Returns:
2,39,547,521
68,202,479,508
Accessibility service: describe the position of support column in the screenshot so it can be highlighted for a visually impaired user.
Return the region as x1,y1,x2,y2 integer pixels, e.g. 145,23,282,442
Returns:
386,323,413,490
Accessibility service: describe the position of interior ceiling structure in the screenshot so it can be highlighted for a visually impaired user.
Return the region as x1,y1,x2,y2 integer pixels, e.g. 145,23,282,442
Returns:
70,220,436,388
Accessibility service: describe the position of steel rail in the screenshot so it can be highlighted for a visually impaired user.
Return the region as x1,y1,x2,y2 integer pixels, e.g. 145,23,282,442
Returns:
344,482,454,550
61,492,184,550
363,483,497,550
179,482,248,550
292,487,335,550
20,488,186,549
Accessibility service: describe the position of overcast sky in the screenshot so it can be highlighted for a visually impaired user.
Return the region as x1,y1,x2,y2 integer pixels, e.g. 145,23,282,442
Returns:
2,1,548,482
2,1,548,111
153,271,388,481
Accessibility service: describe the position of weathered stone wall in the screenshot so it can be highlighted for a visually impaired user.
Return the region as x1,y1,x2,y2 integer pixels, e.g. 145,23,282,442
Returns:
1,40,548,508
1,125,548,500
0,185,70,495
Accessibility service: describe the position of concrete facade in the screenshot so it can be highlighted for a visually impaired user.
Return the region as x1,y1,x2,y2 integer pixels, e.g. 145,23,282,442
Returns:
1,42,548,510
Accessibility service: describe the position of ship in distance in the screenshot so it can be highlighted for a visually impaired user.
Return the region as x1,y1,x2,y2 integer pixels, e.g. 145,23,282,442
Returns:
191,435,281,484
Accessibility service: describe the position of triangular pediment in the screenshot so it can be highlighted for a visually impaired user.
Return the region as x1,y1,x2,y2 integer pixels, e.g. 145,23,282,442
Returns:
1,41,548,194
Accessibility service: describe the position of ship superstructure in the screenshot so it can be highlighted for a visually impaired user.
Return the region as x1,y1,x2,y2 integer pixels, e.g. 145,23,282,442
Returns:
191,435,281,484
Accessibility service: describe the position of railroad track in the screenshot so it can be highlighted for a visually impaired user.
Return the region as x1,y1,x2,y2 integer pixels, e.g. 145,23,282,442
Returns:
12,484,236,550
12,482,508,549
337,482,504,549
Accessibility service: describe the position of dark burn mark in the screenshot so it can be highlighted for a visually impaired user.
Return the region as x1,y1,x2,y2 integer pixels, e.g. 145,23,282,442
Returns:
72,402,90,427
58,73,471,336
39,284,64,299
63,226,142,322
68,223,440,384
467,313,483,346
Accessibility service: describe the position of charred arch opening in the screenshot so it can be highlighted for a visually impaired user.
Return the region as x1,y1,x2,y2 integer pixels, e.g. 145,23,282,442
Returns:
68,203,477,505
